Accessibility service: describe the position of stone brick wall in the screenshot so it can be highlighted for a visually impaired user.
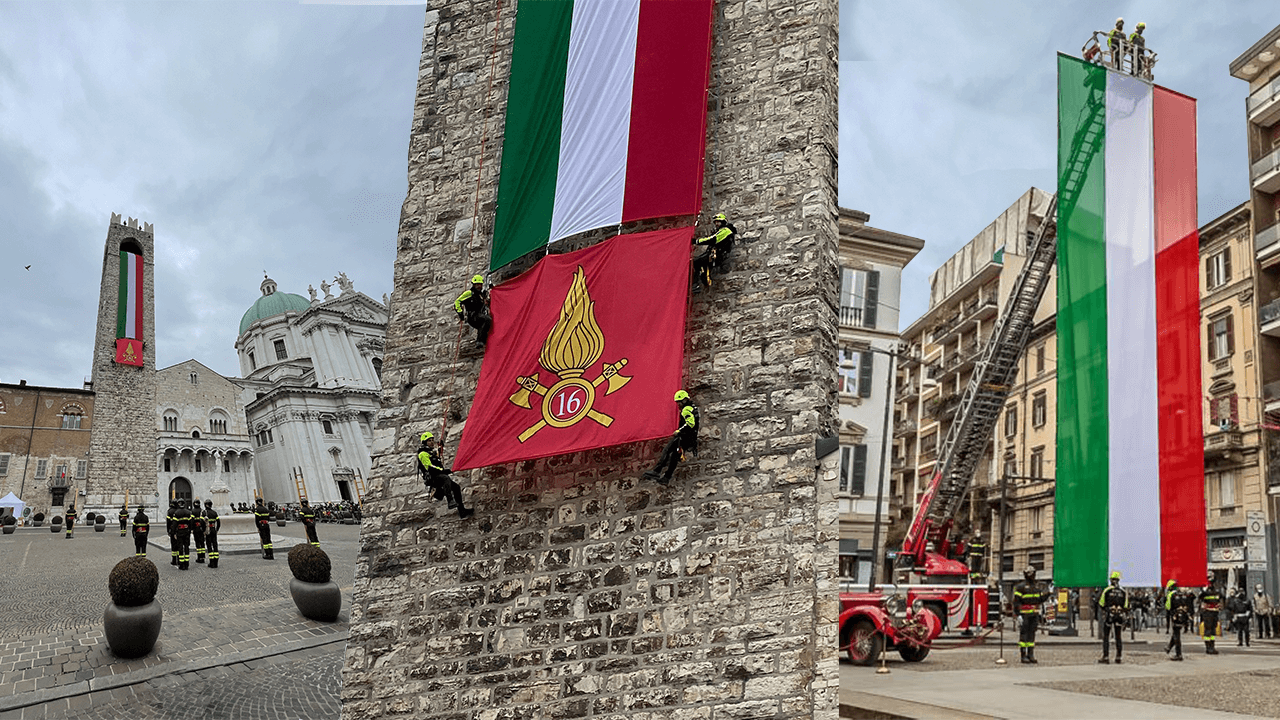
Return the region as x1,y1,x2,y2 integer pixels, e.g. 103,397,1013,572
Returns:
0,384,94,518
86,216,158,509
343,2,839,718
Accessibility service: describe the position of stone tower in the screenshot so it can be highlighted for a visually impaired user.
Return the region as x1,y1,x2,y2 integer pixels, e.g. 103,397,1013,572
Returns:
85,213,157,510
343,3,839,719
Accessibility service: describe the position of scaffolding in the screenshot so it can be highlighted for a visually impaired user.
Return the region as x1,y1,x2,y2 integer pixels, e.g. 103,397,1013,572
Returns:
1082,31,1158,81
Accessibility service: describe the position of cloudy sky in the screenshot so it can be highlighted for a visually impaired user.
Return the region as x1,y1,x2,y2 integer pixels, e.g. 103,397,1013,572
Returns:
840,0,1280,327
0,2,426,388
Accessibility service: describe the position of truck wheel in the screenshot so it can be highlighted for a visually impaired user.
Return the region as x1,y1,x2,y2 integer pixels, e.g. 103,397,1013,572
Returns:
898,643,930,662
924,603,947,631
845,619,884,666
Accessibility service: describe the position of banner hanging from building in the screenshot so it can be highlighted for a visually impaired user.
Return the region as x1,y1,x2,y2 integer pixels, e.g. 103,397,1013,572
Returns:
115,250,144,366
1055,53,1205,588
489,0,714,271
454,227,692,470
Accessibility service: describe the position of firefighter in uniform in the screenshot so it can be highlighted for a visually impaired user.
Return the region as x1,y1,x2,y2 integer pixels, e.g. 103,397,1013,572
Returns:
301,500,319,547
131,507,149,557
1108,18,1126,70
204,500,221,569
692,213,737,289
254,498,275,559
416,432,475,519
1013,566,1048,663
1165,579,1193,661
65,505,76,538
118,505,129,537
1200,582,1223,654
454,275,492,347
1098,570,1130,663
174,502,193,570
966,532,987,577
1129,22,1147,76
166,500,179,565
192,500,208,564
643,390,699,485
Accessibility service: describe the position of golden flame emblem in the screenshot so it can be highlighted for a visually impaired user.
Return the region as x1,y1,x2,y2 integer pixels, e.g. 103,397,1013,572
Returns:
509,266,632,442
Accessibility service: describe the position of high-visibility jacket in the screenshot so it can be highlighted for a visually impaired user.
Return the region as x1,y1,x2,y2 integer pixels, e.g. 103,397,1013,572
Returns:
454,288,488,317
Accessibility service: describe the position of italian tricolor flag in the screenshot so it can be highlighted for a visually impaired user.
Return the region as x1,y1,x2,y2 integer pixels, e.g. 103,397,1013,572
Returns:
1055,54,1206,588
115,250,144,367
490,0,714,270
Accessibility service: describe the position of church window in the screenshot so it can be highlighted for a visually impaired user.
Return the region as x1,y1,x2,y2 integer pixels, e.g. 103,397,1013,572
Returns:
372,358,383,381
210,418,227,434
195,457,203,472
164,458,171,472
248,351,256,370
76,460,87,479
164,414,178,432
190,372,198,385
191,429,201,439
274,340,287,360
223,458,231,472
322,419,334,435
61,413,81,430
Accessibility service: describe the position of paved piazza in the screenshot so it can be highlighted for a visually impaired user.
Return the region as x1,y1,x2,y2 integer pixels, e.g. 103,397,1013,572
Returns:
0,520,360,720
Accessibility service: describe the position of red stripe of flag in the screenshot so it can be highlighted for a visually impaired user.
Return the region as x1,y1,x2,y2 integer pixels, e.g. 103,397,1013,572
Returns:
1152,85,1206,587
621,0,713,222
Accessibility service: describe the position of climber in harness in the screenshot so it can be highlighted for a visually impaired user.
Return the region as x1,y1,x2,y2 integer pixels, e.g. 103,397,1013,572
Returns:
642,390,699,485
692,213,736,290
416,432,474,519
454,274,492,348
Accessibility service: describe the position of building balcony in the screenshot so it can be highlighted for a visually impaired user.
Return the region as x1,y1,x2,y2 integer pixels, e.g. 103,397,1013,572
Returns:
891,455,906,470
839,305,868,328
1252,146,1280,194
1248,73,1280,128
931,293,999,345
1258,222,1280,259
1262,298,1280,338
1204,427,1243,458
894,418,917,437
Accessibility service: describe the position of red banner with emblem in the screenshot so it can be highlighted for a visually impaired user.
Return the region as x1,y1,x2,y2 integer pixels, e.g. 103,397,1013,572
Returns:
115,338,144,367
453,227,691,471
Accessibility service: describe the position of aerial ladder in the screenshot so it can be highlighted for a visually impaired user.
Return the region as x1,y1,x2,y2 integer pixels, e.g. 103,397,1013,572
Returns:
897,69,1107,577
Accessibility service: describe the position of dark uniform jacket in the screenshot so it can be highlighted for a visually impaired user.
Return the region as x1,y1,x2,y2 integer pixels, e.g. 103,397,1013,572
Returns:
204,508,220,532
1013,580,1048,615
132,512,149,537
1098,584,1130,624
1199,588,1223,616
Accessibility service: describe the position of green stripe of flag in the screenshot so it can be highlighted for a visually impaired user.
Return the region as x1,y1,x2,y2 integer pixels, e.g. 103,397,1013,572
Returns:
1054,54,1109,587
117,250,128,339
491,0,575,271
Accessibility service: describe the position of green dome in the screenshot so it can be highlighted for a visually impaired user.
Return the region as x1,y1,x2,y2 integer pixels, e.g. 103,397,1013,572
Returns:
239,281,311,336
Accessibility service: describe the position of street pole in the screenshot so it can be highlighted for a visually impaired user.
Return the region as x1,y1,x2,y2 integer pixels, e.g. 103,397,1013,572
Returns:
868,345,898,592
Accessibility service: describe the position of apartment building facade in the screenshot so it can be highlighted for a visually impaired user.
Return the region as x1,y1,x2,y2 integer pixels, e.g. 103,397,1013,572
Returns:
890,188,1056,584
837,208,924,580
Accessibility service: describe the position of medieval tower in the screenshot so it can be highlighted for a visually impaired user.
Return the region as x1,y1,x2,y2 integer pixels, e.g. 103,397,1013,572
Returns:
343,2,839,719
85,213,158,511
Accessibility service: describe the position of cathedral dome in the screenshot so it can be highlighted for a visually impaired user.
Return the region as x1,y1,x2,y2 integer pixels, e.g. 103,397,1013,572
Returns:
239,276,310,336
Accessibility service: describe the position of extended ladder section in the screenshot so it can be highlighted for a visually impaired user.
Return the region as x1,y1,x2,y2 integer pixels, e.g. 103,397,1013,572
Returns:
292,466,309,504
902,82,1106,567
352,469,367,504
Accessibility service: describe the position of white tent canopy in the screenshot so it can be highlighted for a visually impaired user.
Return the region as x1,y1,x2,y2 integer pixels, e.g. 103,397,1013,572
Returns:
0,492,25,520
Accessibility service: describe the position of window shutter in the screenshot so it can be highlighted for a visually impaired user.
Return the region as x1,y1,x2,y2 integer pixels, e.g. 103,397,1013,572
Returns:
863,271,879,328
1230,394,1239,425
1223,248,1231,282
851,445,868,495
1209,397,1220,425
1227,314,1235,355
840,447,851,493
1207,323,1215,361
76,460,87,479
859,351,874,398
1205,257,1213,288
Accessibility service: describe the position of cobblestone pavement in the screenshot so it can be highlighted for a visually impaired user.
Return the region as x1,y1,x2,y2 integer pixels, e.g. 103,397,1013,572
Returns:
1036,665,1280,718
0,522,360,720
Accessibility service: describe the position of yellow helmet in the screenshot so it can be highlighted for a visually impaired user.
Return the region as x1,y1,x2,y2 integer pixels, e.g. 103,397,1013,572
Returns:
420,431,433,442
674,390,690,402
1110,570,1121,580
1166,579,1176,588
713,213,727,222
471,274,484,284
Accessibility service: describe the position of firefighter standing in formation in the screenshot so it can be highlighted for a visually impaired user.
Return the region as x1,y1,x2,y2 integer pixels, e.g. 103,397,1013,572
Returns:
174,502,193,570
1097,570,1130,664
301,500,320,547
166,500,180,565
254,498,275,559
454,275,492,348
192,501,208,564
204,500,221,569
416,432,474,519
65,505,76,539
131,506,149,557
1200,582,1223,654
1012,566,1048,664
692,213,736,290
643,390,699,485
966,532,987,579
118,505,129,537
1228,587,1253,647
1165,579,1193,661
